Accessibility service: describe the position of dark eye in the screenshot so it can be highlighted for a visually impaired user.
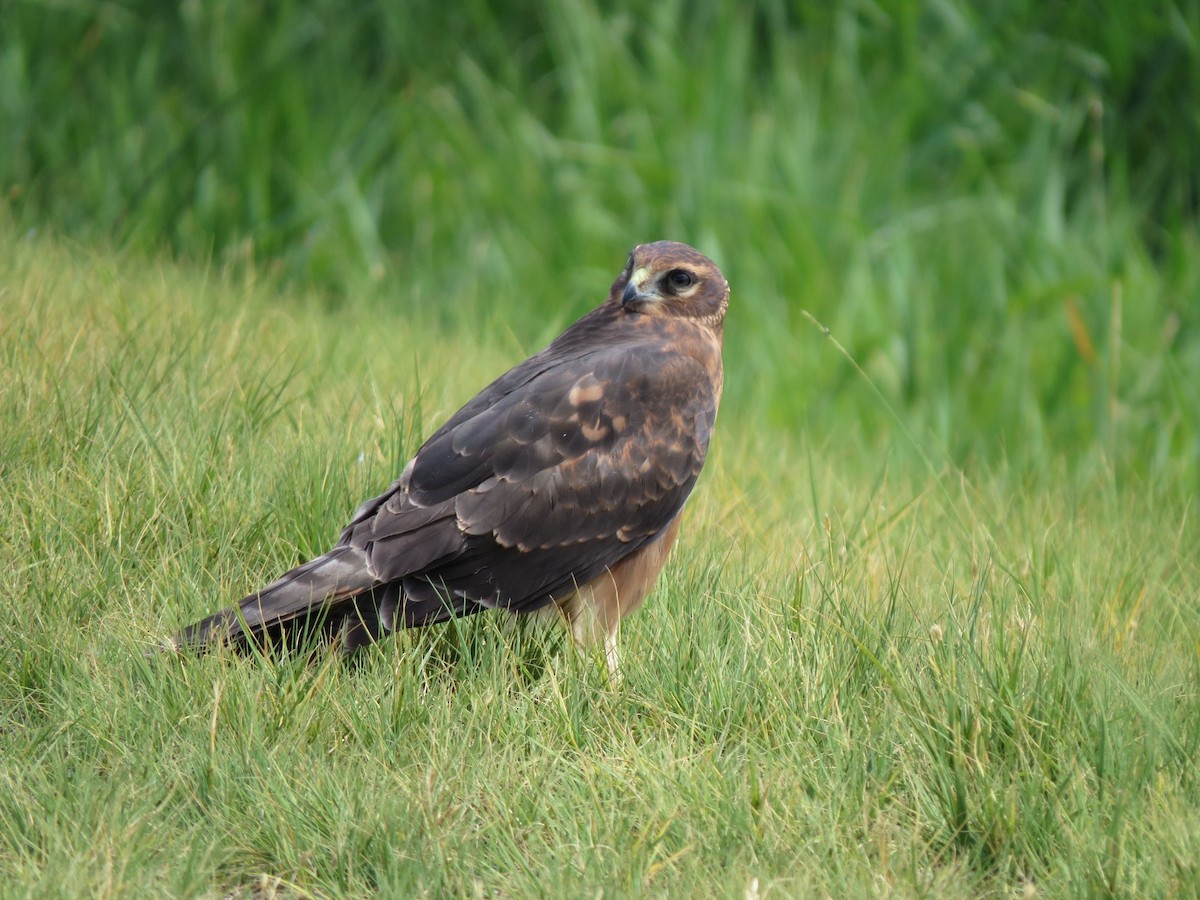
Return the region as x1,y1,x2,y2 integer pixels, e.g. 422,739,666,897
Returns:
665,269,696,292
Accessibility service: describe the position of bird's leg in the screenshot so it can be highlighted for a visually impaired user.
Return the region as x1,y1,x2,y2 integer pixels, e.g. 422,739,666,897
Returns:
603,628,622,683
551,589,624,684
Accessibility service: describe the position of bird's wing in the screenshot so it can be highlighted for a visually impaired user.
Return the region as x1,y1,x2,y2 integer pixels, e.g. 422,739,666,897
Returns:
349,334,720,613
335,305,620,540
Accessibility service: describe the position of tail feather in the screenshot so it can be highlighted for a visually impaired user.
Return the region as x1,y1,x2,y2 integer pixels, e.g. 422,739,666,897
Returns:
172,545,379,651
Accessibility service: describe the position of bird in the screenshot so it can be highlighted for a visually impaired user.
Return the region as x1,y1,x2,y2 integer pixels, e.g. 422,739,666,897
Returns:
171,241,729,677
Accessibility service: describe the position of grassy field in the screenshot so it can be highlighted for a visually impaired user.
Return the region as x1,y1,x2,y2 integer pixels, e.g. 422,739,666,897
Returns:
2,225,1199,897
6,1,1200,473
4,0,1200,896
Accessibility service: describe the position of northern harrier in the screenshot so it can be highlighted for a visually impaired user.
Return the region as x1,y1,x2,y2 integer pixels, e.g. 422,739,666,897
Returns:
173,241,729,675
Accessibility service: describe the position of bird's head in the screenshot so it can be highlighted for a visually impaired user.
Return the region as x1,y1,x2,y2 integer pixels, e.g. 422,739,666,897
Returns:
610,241,729,327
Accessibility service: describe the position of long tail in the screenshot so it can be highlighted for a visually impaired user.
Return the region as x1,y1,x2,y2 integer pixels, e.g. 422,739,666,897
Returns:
171,545,382,651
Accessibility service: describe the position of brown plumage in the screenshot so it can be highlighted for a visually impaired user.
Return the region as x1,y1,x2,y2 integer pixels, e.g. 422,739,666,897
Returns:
172,241,729,675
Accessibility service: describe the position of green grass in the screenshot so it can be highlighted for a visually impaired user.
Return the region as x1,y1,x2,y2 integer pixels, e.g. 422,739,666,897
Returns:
2,222,1199,897
5,1,1200,473
4,1,1200,894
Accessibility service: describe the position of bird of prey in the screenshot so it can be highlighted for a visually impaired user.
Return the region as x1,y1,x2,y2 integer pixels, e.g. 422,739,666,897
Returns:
173,241,729,676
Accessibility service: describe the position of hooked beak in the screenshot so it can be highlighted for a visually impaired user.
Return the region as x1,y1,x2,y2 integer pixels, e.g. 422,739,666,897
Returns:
621,268,655,309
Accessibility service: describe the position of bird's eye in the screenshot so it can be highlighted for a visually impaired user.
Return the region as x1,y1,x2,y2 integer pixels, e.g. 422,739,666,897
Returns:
665,269,696,292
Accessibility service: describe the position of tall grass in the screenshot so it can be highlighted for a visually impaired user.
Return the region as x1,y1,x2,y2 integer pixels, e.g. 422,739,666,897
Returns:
3,1,1200,894
2,206,1199,898
4,0,1200,472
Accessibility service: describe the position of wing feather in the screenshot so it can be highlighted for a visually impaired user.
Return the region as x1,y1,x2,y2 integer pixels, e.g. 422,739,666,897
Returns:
341,315,720,618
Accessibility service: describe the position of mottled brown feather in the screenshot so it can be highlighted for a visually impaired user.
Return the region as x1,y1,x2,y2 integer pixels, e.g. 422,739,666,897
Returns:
172,240,728,672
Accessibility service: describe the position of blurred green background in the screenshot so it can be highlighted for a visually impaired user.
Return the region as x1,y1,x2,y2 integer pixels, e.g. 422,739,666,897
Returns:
4,0,1199,476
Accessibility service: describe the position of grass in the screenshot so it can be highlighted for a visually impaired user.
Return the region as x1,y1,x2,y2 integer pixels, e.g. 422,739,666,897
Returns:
6,1,1200,474
4,1,1200,894
2,223,1199,898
